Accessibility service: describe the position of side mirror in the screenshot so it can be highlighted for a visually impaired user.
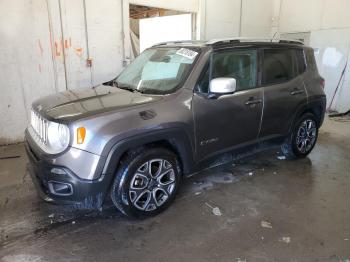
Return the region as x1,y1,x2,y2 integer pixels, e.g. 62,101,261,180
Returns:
209,77,236,95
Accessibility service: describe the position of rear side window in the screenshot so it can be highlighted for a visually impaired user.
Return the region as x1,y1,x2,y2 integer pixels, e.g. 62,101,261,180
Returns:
262,49,295,85
294,49,306,74
305,48,318,72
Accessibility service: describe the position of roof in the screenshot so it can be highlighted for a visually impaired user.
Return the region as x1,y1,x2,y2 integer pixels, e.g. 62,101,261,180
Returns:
152,37,305,49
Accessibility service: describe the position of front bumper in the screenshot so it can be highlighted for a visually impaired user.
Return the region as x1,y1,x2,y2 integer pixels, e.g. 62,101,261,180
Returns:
25,132,114,209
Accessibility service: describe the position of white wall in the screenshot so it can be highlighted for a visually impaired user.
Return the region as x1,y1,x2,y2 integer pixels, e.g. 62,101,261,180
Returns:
241,0,276,37
279,0,324,33
0,0,59,144
202,0,241,39
279,0,350,33
198,0,277,40
59,0,93,89
85,0,124,85
0,0,124,144
279,0,350,112
139,14,192,52
310,29,350,112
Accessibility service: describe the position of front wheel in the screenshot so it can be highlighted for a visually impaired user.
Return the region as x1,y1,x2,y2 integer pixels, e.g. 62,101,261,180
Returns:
111,147,181,218
281,113,319,158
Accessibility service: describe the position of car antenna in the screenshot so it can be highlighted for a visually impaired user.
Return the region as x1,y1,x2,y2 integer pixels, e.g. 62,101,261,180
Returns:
271,31,278,42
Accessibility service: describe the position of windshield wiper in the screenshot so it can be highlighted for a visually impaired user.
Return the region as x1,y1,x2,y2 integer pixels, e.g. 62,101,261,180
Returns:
113,80,164,95
138,88,164,95
113,80,139,93
119,85,138,93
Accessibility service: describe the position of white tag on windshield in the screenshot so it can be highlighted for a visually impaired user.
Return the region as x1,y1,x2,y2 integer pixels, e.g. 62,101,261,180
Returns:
176,48,198,60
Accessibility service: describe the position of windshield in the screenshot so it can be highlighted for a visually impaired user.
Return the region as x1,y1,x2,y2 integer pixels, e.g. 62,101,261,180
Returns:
116,47,200,94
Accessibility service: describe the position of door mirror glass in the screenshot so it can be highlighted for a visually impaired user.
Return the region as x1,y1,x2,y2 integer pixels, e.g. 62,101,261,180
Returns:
209,77,236,94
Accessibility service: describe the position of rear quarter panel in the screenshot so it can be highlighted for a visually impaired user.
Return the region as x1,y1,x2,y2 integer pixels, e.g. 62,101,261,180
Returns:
302,47,327,125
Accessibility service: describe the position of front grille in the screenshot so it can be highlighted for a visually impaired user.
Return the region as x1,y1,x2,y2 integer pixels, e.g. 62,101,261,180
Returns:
31,110,48,144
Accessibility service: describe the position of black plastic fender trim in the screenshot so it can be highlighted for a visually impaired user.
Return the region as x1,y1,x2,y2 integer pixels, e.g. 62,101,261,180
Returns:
101,128,196,177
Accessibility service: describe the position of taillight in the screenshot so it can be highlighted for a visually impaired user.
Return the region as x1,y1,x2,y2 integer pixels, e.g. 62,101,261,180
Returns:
320,78,325,89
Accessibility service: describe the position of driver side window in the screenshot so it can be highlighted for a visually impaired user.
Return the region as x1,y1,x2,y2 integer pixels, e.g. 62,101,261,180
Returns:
212,50,257,91
197,49,258,94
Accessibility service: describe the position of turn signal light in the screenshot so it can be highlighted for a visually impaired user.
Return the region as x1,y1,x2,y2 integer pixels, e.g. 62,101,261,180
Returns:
77,127,86,144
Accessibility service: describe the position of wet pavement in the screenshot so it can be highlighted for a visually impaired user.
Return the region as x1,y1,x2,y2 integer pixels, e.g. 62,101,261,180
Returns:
0,117,350,261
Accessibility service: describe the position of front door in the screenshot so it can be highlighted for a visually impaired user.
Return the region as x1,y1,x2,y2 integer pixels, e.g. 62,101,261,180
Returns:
193,49,263,161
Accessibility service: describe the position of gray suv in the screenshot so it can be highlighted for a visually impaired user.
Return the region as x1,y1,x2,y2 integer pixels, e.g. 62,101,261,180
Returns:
25,38,326,217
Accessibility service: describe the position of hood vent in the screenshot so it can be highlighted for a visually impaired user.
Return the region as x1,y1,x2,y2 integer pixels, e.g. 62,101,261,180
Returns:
139,110,157,120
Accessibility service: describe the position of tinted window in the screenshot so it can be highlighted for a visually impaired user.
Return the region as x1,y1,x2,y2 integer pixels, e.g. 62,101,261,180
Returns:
211,50,257,91
294,49,306,74
197,65,210,93
262,49,294,85
306,48,318,72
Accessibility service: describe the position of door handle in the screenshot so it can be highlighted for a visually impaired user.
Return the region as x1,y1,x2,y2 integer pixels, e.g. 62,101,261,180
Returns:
245,99,262,106
290,89,304,95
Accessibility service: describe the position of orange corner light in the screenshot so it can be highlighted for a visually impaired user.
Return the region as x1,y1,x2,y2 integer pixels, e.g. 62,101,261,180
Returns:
77,127,86,144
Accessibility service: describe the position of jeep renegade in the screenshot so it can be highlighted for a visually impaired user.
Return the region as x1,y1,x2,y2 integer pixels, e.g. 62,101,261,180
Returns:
25,38,326,217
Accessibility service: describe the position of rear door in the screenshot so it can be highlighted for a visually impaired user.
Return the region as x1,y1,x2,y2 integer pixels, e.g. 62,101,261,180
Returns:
259,48,307,139
193,48,263,161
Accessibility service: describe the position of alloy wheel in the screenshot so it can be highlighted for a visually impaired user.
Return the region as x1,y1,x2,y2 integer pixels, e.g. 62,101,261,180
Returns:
129,159,176,211
295,119,317,153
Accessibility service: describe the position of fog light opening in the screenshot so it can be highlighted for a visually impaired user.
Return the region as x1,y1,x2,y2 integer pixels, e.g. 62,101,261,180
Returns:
51,168,67,175
48,181,73,196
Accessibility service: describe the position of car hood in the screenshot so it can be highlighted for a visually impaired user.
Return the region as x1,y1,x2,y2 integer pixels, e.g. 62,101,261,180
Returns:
32,85,163,122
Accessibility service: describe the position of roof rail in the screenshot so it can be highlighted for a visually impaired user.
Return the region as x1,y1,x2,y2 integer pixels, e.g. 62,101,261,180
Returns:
278,39,304,45
152,40,205,47
206,37,304,45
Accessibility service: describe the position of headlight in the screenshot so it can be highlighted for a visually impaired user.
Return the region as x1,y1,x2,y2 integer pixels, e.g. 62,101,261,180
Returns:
47,122,70,154
30,110,70,154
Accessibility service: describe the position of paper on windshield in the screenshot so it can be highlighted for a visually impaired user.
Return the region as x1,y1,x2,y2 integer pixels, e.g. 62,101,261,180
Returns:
176,48,198,60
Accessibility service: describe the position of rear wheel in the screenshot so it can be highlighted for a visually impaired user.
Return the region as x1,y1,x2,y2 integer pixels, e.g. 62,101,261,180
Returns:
281,113,318,158
111,147,181,218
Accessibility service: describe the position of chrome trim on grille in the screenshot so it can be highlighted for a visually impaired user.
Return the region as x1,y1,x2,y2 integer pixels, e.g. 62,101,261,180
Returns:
31,110,48,144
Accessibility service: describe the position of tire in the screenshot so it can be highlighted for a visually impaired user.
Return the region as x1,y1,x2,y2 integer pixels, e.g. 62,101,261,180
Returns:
110,147,182,218
281,113,319,159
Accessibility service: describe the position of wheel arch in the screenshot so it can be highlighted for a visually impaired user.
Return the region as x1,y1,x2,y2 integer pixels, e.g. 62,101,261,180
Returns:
101,128,196,177
289,98,326,133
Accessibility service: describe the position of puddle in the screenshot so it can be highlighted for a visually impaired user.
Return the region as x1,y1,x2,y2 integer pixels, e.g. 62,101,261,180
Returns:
1,254,43,262
187,150,278,196
191,172,238,192
1,146,281,251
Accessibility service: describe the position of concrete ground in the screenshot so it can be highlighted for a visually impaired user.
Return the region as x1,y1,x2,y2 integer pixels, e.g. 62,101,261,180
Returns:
0,117,349,262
